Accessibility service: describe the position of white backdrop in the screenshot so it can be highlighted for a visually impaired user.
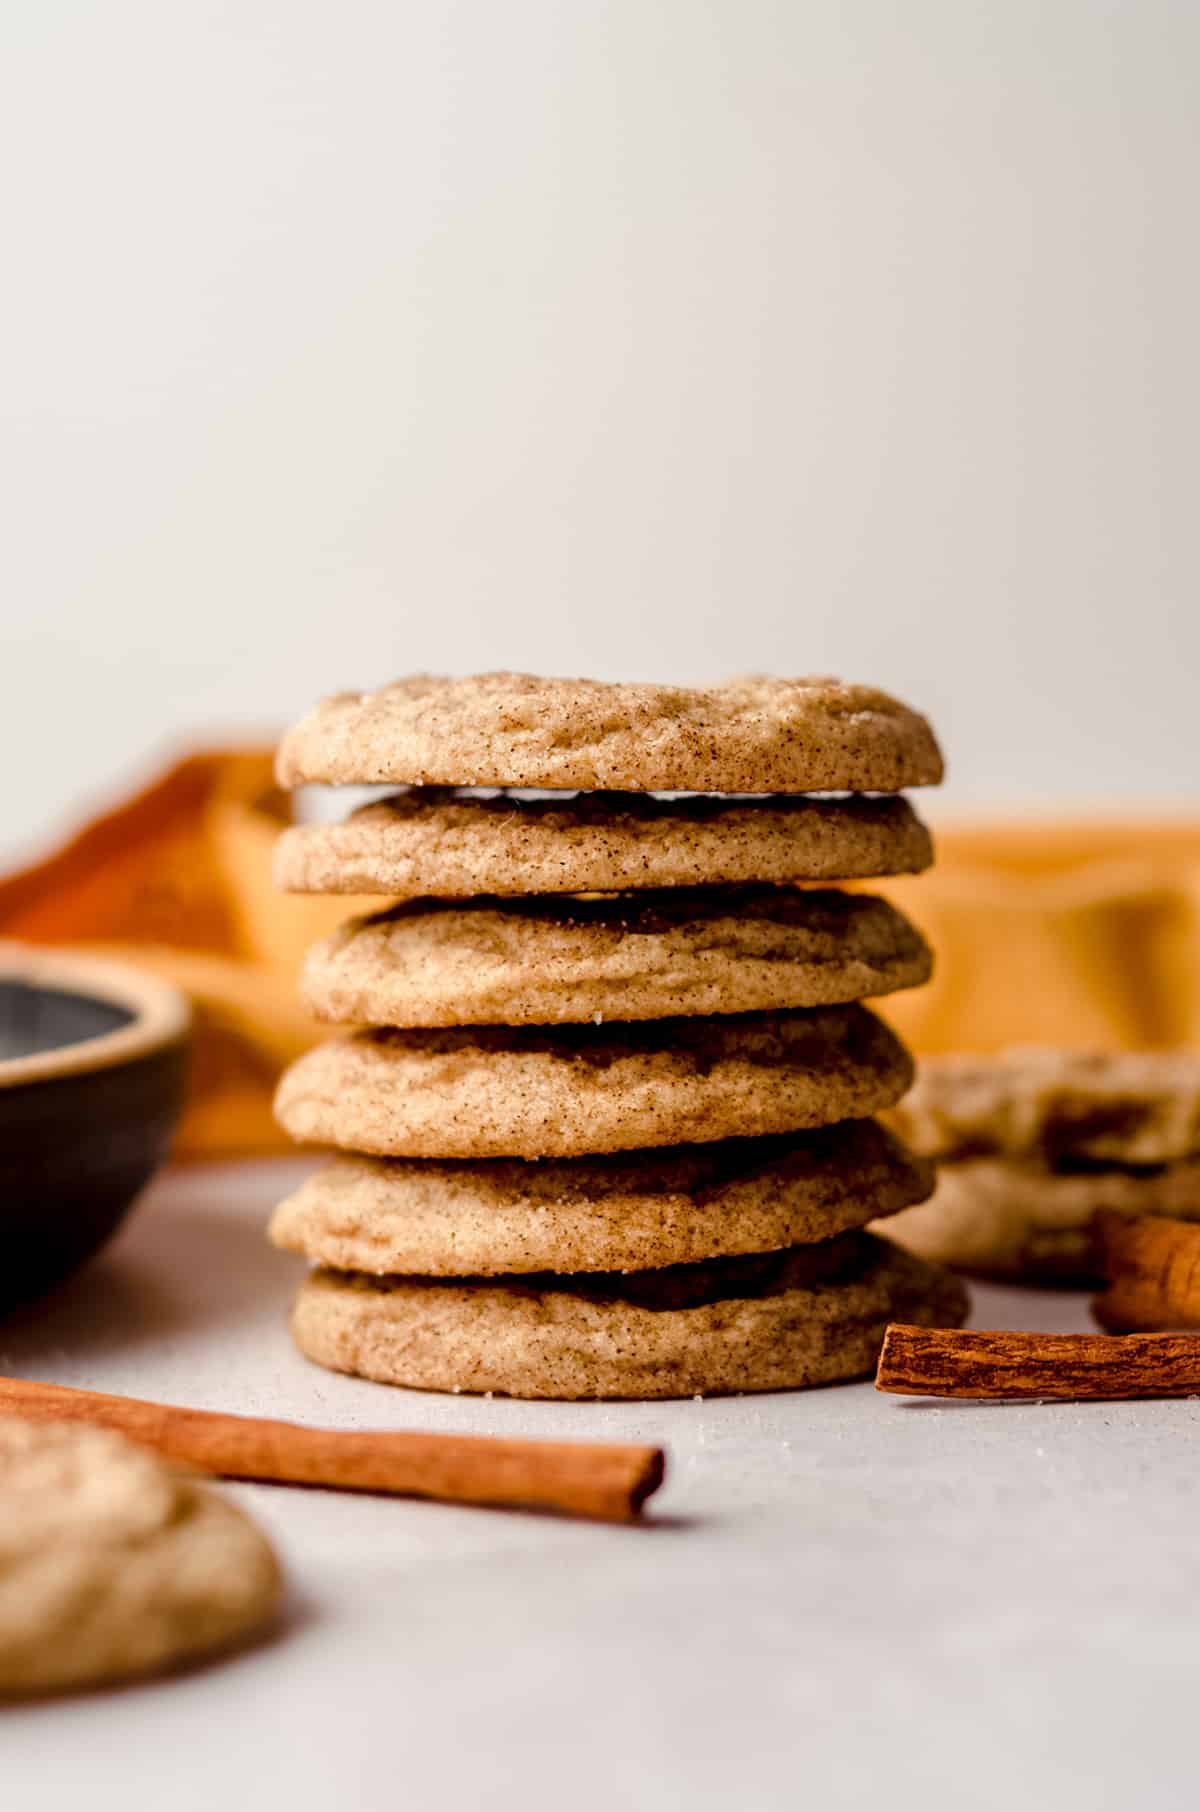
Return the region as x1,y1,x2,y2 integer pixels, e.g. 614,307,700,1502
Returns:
3,1,1198,859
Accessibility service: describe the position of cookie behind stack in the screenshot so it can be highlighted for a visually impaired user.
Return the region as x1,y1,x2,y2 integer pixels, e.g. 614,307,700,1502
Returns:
882,1048,1200,1283
269,673,967,1397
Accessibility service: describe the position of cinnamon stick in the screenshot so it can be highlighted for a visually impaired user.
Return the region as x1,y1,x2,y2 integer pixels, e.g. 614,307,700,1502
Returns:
0,1376,665,1523
875,1321,1200,1401
1092,1213,1200,1333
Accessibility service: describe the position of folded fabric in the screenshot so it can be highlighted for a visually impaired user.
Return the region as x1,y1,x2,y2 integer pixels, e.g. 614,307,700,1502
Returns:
0,752,371,1157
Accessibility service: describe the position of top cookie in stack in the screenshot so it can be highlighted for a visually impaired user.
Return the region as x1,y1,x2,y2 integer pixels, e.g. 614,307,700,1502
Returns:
269,673,967,1399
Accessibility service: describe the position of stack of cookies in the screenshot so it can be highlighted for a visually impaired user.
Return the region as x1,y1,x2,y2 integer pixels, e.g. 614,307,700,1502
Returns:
883,1048,1200,1283
268,673,967,1399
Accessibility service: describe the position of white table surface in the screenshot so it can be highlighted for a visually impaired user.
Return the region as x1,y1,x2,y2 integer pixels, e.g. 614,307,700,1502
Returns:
3,1158,1196,1812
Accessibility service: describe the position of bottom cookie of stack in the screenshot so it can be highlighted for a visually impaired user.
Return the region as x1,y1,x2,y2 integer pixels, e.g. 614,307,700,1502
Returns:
272,1126,967,1399
288,1236,964,1400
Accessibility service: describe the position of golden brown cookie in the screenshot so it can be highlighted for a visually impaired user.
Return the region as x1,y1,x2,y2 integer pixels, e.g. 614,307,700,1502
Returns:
275,673,944,794
893,1049,1200,1166
269,1119,933,1276
274,1005,914,1159
300,887,932,1028
879,1154,1200,1284
288,1233,967,1399
274,788,934,898
0,1421,281,1697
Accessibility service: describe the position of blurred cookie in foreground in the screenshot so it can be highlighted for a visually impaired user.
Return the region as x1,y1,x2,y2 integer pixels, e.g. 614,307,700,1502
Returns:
0,1421,281,1697
880,1049,1200,1284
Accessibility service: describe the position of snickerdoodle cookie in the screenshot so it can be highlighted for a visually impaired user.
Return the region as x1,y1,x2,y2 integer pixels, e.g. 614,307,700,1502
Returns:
0,1421,281,1697
269,1119,933,1276
288,1232,967,1398
879,1154,1200,1283
892,1048,1200,1167
274,788,933,899
275,673,944,794
274,1005,914,1159
300,887,931,1028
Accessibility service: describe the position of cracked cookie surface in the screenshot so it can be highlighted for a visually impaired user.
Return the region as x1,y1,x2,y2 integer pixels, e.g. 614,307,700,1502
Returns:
274,787,934,897
300,886,932,1027
275,672,944,793
289,1232,967,1398
270,1119,933,1275
274,1005,915,1159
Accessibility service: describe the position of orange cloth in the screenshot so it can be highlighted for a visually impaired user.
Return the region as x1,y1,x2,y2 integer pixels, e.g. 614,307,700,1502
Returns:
880,820,1200,1054
1,751,1196,1157
0,753,373,1157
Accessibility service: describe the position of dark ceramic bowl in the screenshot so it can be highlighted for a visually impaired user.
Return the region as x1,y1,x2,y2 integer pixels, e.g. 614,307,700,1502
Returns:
0,945,190,1312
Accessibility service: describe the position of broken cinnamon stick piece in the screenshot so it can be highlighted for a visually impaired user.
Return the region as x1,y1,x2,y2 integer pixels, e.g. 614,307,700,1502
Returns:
875,1321,1200,1401
0,1376,665,1523
1092,1213,1200,1333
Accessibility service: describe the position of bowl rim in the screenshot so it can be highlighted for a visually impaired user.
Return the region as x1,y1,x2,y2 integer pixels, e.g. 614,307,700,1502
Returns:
0,943,191,1091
